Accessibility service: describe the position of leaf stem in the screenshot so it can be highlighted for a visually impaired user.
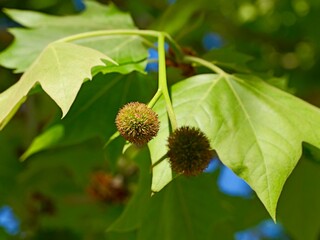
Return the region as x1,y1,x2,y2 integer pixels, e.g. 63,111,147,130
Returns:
184,55,227,76
103,131,120,148
56,29,160,43
148,89,162,109
163,33,184,60
55,29,184,66
158,33,178,130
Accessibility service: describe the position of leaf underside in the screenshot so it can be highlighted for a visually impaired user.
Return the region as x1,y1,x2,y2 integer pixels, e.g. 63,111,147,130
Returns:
0,2,148,129
0,2,143,73
0,42,114,129
1,1,319,223
21,73,157,160
149,73,320,220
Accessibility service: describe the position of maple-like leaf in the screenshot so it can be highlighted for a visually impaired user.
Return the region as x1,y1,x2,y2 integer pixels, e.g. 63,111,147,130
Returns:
149,73,320,220
0,42,116,129
0,2,145,73
0,2,149,129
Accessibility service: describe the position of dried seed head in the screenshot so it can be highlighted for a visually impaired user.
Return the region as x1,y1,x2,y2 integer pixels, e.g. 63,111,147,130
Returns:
167,126,212,176
87,171,129,204
116,102,159,145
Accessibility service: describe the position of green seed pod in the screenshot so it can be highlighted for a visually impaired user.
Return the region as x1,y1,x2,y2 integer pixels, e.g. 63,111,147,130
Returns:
167,126,212,176
116,102,159,145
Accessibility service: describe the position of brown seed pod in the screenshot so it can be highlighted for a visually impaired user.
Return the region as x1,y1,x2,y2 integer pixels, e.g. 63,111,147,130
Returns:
87,171,129,204
115,102,160,145
167,126,212,176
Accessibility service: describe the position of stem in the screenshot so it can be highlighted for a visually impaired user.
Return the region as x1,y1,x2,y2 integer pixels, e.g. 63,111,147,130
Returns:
55,29,161,43
103,131,120,148
151,153,168,169
158,34,178,130
184,55,227,76
55,29,184,69
163,33,184,60
148,89,162,109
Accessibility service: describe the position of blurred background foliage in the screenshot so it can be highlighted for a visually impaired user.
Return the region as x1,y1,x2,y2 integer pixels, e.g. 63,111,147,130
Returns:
0,0,319,239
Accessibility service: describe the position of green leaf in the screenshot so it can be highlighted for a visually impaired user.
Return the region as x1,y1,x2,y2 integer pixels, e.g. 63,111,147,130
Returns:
21,73,157,160
18,139,105,191
153,1,204,37
0,2,149,130
148,100,172,192
278,157,320,240
0,2,144,73
109,159,267,238
75,35,147,65
16,138,125,237
108,146,152,232
137,174,266,240
2,2,134,29
150,73,320,220
0,122,24,201
137,175,226,240
303,142,320,164
0,42,114,129
203,47,254,73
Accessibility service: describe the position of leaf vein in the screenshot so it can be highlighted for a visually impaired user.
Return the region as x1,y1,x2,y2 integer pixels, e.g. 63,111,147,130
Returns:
224,75,272,208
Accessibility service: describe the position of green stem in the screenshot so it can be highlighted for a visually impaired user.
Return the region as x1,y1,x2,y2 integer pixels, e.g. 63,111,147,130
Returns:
56,29,161,43
158,34,178,130
103,131,120,148
148,89,162,109
184,55,227,76
56,29,183,132
163,33,184,60
55,29,184,66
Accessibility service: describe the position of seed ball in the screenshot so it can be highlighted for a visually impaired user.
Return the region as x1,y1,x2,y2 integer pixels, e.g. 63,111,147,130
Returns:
167,126,212,176
116,102,159,145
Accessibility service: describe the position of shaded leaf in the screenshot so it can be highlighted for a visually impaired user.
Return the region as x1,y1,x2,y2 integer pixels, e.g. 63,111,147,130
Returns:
137,174,266,240
18,139,105,191
153,0,204,37
278,157,320,240
15,139,125,238
0,122,24,203
150,73,320,220
108,146,152,232
203,47,254,72
21,73,157,160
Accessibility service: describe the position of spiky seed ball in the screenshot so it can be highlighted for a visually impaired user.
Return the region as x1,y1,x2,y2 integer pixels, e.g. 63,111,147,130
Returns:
167,126,212,176
116,102,159,145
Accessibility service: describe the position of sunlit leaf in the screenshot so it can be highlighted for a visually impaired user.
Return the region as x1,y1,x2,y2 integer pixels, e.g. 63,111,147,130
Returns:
150,73,320,219
0,2,143,73
0,42,114,129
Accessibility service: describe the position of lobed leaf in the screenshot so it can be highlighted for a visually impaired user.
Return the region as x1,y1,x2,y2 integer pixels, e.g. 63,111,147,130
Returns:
0,2,149,129
0,42,114,128
21,73,157,160
150,73,320,220
0,2,145,73
137,174,266,240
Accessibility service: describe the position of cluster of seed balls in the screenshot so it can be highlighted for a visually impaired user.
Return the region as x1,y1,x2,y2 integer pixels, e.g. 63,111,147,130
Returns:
116,102,213,176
